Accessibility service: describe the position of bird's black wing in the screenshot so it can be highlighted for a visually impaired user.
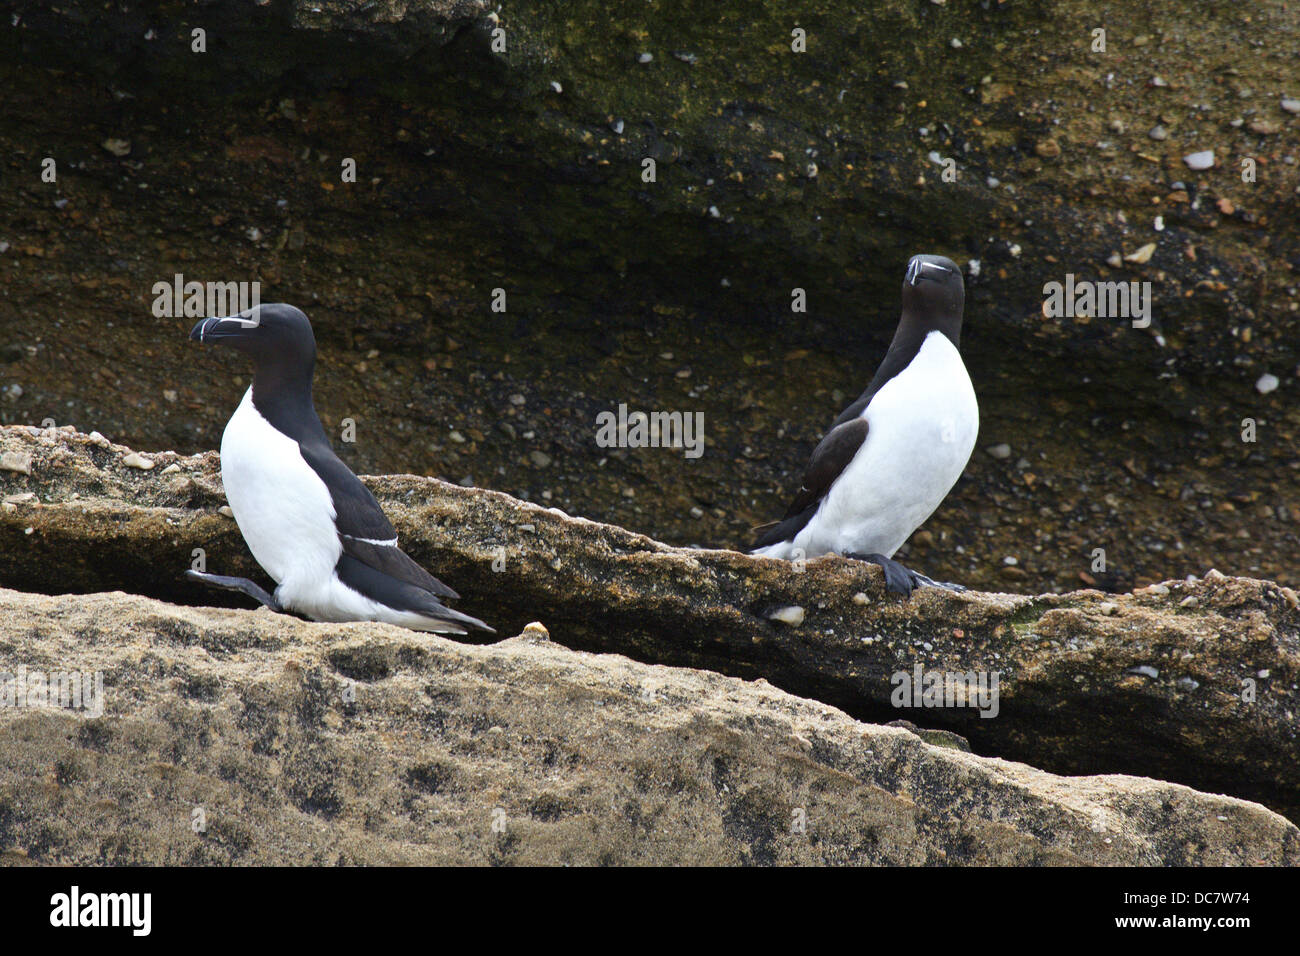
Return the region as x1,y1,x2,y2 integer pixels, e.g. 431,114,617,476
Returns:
297,439,460,600
752,416,870,549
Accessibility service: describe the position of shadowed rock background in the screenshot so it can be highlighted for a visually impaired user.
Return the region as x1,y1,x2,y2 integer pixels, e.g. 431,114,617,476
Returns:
0,1,1298,865
0,0,1295,593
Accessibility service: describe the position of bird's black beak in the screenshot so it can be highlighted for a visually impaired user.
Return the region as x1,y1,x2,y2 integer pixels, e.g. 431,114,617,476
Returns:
906,258,951,286
189,317,218,342
190,311,260,344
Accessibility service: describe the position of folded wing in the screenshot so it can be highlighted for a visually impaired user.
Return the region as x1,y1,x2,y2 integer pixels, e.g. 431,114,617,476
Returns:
752,416,870,549
298,439,462,602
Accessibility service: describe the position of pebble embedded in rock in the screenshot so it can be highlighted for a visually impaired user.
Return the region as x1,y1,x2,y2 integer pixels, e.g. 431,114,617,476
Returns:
852,592,869,605
529,450,552,468
1281,98,1300,114
123,452,155,470
1255,373,1280,394
1127,665,1159,678
1148,125,1168,141
768,606,805,626
0,451,32,475
986,443,1011,460
521,621,550,642
1124,243,1157,264
1183,150,1215,170
1099,602,1119,615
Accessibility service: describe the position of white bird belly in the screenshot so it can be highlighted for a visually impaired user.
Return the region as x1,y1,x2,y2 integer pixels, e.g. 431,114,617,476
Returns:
220,389,468,632
788,331,978,559
220,388,341,601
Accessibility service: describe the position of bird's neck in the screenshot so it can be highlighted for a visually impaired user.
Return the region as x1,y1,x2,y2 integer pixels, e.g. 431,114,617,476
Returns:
249,359,326,442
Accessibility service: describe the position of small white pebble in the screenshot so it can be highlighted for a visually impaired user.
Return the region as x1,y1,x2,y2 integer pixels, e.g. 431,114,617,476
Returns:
768,606,805,626
123,452,155,470
1255,373,1280,394
852,591,870,605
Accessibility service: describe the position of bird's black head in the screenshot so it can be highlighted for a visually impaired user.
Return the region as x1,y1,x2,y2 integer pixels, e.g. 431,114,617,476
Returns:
190,304,320,428
189,303,316,365
900,254,965,344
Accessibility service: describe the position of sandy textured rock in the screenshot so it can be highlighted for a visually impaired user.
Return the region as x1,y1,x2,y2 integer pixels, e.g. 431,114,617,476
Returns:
2,425,1297,828
0,588,1295,865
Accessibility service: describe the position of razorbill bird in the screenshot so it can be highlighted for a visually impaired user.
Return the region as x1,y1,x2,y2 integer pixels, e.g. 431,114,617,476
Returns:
186,303,493,634
751,255,978,595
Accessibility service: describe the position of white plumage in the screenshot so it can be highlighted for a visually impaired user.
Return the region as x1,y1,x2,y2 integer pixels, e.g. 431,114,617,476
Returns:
220,388,468,633
753,330,977,561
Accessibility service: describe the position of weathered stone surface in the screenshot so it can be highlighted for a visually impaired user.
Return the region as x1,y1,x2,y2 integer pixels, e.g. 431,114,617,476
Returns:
2,425,1297,828
1,588,1295,865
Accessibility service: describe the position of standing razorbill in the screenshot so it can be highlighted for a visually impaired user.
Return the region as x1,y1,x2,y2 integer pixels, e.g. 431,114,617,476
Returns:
186,304,493,634
751,255,978,596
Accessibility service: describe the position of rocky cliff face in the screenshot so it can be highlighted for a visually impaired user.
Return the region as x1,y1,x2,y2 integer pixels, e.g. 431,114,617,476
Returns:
1,425,1297,864
3,588,1296,866
0,0,1296,594
0,0,1296,865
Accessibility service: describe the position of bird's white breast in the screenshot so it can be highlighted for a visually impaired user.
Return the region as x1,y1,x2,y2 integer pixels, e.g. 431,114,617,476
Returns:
220,388,341,597
788,331,978,559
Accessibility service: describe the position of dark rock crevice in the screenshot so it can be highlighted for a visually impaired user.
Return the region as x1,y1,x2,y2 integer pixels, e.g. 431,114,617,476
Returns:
2,425,1296,827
